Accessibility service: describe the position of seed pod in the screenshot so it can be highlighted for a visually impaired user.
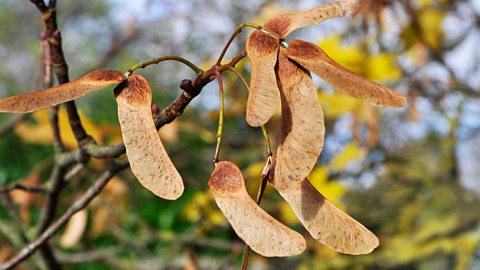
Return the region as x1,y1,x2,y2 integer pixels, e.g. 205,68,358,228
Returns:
115,75,184,200
0,70,123,113
209,161,306,257
272,177,379,255
263,0,358,38
245,30,281,127
275,48,325,190
287,40,407,107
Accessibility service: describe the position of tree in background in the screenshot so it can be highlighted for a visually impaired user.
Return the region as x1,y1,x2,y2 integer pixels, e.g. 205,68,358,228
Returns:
0,0,479,269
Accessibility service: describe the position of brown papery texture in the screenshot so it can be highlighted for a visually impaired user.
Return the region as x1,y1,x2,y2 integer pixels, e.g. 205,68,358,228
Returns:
263,0,358,38
116,75,184,200
209,161,306,257
245,30,281,127
0,70,123,113
287,40,407,107
272,178,379,255
275,48,325,190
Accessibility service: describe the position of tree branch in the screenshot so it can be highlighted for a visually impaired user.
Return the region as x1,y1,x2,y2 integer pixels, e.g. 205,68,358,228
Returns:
30,0,89,144
0,159,129,270
0,183,47,194
84,50,247,159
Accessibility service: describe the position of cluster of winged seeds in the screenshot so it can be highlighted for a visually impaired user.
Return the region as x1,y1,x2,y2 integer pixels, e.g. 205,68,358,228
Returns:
209,0,406,257
0,0,407,258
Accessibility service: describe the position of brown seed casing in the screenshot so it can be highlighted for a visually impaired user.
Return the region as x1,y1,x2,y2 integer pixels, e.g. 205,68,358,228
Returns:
263,0,358,38
116,75,184,200
271,178,379,255
287,40,407,107
209,161,306,257
274,48,325,190
0,70,123,113
245,30,281,127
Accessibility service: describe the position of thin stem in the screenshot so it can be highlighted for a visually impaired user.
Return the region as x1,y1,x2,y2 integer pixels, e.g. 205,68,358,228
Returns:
82,50,247,160
125,56,203,79
213,70,225,164
260,126,272,156
215,23,261,66
241,157,271,270
229,67,272,156
241,248,250,270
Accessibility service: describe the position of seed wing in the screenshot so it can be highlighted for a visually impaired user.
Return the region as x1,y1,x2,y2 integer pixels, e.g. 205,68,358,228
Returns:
263,0,358,38
0,70,123,113
116,75,184,200
272,178,379,255
274,48,325,190
209,161,306,257
245,30,281,127
287,40,407,107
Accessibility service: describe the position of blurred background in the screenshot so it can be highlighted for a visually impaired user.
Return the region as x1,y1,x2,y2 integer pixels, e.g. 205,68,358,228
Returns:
0,0,480,269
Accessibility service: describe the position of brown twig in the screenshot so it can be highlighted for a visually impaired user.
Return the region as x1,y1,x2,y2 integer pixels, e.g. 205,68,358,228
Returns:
41,30,64,153
37,166,67,234
0,183,47,194
30,0,89,143
29,2,73,268
2,3,250,268
0,49,248,269
84,50,248,159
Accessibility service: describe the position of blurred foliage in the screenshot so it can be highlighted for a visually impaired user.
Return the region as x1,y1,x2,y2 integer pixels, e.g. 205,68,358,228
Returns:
0,0,480,269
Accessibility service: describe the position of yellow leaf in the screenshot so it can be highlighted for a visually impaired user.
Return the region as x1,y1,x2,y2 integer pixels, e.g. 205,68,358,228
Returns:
182,192,210,222
453,234,478,270
14,109,52,144
318,92,362,118
15,108,104,149
367,53,402,82
244,161,268,194
244,161,265,179
330,142,366,170
318,35,366,75
182,191,225,229
279,201,300,226
308,166,346,209
419,8,444,51
209,211,226,226
418,0,432,7
319,35,402,83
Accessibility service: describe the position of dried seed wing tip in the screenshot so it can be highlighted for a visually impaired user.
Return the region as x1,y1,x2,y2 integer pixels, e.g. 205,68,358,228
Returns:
245,30,281,127
0,69,123,113
263,0,358,38
287,40,407,107
209,161,306,257
116,75,184,200
275,48,325,190
272,178,379,255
